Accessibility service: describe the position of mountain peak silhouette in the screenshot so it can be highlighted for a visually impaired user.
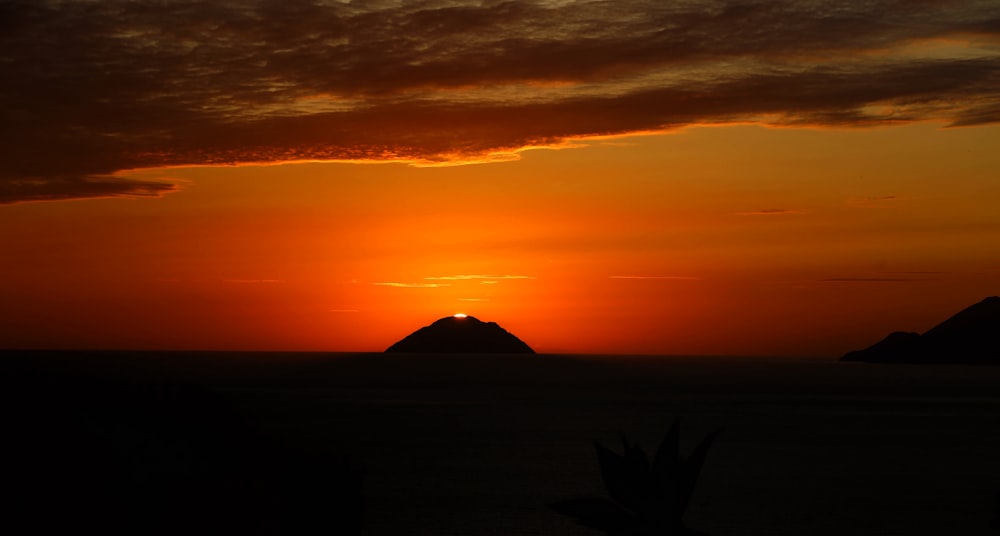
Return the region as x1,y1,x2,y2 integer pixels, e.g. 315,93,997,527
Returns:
842,296,1000,364
385,315,535,354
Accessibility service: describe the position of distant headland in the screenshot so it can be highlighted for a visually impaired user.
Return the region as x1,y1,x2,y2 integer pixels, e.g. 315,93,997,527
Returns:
842,296,1000,364
385,315,535,354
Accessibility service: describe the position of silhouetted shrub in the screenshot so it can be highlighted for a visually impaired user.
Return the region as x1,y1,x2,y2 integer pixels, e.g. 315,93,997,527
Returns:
551,420,718,536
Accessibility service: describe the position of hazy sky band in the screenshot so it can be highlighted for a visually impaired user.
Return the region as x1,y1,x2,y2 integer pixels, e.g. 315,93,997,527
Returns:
2,0,998,203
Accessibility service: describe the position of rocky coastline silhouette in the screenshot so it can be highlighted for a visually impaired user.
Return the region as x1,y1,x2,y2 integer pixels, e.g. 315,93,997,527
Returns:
842,296,1000,364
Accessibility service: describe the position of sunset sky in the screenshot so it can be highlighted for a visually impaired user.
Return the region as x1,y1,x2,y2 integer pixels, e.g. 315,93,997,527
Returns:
2,0,999,356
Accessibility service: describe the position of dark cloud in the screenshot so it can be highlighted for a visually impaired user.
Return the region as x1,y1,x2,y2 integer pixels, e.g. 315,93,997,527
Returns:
0,176,177,205
2,0,998,203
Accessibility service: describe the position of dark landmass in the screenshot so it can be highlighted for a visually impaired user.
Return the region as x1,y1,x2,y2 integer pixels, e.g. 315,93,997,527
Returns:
385,315,535,353
842,296,1000,364
0,352,363,535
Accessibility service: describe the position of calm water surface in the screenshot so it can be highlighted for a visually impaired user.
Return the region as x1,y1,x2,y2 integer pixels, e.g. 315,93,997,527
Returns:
7,352,1000,535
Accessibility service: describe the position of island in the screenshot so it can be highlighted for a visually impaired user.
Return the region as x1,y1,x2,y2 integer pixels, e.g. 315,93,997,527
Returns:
385,315,535,354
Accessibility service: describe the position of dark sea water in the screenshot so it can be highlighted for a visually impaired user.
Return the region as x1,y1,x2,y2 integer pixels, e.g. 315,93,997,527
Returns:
4,351,1000,535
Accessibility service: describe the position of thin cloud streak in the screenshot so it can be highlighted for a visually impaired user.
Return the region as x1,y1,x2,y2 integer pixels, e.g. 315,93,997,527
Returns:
373,282,450,288
847,195,904,208
424,275,536,280
822,277,940,282
3,0,999,202
735,209,806,216
609,275,702,280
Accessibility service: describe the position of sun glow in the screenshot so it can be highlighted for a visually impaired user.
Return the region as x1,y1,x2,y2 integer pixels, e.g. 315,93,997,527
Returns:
453,313,468,318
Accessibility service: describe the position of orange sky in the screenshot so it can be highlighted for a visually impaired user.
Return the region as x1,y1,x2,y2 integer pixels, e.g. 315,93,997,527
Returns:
3,123,999,355
2,1,999,355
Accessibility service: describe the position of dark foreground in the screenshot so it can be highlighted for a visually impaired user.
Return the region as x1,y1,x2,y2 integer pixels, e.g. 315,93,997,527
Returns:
3,351,1000,535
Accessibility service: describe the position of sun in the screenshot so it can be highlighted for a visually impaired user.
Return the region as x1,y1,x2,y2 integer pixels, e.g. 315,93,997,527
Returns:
453,313,468,318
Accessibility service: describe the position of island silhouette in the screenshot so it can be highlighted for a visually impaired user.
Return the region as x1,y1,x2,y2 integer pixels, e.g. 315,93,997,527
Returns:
385,315,535,353
842,296,1000,364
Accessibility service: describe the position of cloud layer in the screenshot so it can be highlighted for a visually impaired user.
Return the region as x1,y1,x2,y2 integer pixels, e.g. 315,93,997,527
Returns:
2,0,998,202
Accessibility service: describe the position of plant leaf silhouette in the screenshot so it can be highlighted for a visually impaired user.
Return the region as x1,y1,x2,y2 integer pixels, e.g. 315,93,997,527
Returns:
597,440,647,514
652,421,680,475
674,428,719,519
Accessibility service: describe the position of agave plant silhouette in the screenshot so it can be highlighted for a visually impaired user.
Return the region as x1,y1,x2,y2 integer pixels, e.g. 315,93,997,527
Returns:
552,420,719,536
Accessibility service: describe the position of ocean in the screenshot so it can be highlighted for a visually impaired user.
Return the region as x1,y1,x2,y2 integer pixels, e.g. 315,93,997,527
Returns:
3,352,999,535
